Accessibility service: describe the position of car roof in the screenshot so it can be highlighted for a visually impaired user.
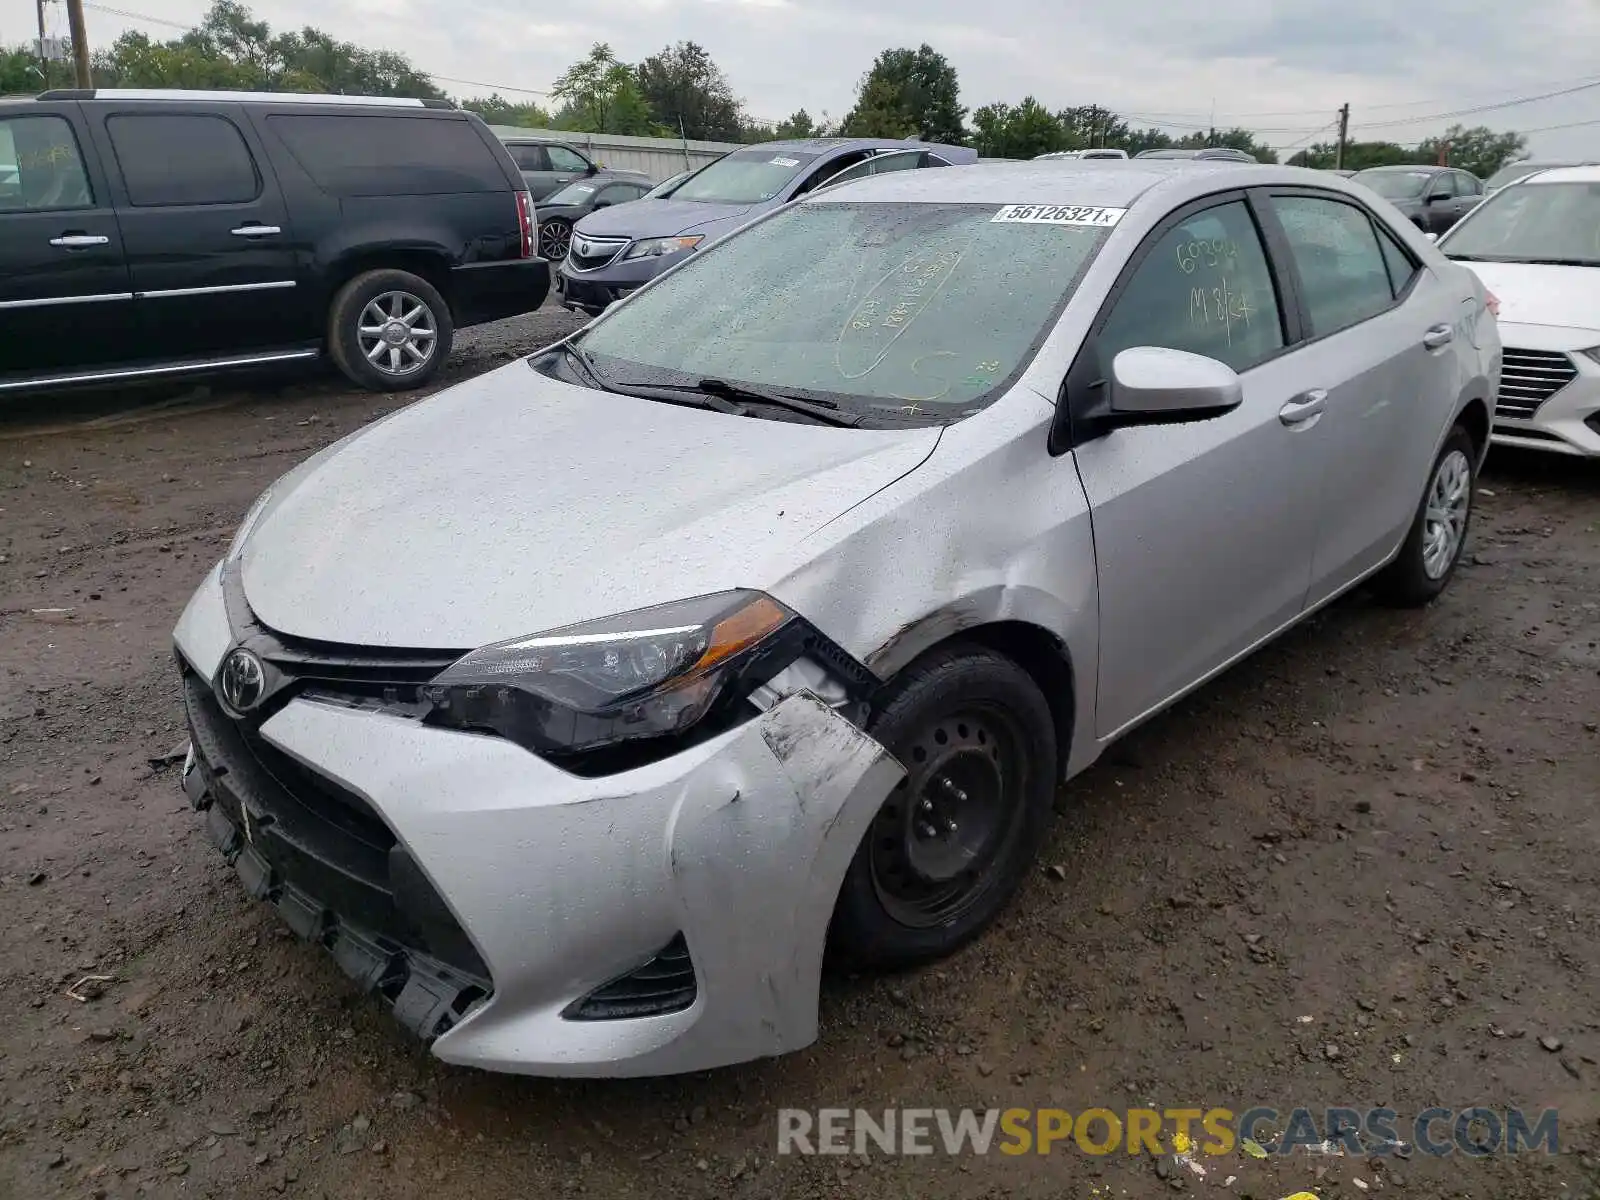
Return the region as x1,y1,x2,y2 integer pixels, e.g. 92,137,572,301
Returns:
1356,163,1450,174
1513,164,1600,184
802,159,1341,210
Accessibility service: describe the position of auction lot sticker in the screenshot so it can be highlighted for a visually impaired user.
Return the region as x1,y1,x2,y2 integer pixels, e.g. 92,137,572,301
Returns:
991,204,1127,226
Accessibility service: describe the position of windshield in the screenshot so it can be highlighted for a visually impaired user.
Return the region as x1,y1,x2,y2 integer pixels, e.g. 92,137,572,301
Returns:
668,148,821,205
643,171,689,199
1441,181,1600,265
1354,169,1432,200
1135,150,1197,159
1485,162,1551,189
545,180,598,206
572,201,1112,423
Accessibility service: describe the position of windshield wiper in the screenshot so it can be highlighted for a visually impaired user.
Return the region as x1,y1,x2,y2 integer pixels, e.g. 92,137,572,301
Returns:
1514,257,1600,267
694,378,863,427
559,344,743,414
562,341,608,388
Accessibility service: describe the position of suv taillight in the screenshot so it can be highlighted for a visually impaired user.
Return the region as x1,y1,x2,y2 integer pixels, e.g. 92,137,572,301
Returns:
515,190,536,259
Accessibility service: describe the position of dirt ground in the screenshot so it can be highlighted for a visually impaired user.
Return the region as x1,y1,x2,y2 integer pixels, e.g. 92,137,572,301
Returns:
2,304,1598,1200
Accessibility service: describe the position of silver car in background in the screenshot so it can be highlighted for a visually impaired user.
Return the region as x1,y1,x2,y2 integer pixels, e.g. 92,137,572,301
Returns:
174,162,1498,1077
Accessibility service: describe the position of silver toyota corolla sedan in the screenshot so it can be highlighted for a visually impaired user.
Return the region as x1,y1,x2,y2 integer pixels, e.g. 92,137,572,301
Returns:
173,161,1500,1077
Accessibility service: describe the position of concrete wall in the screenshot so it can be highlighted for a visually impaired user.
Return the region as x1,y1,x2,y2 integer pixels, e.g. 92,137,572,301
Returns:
489,126,742,182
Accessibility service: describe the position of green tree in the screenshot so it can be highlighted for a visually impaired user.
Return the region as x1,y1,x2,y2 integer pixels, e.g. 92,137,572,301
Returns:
1417,124,1527,178
970,97,1064,159
841,44,965,144
636,41,741,141
773,109,819,139
461,93,552,129
1122,127,1174,156
1058,105,1130,151
550,43,663,135
1287,140,1416,170
2,45,50,93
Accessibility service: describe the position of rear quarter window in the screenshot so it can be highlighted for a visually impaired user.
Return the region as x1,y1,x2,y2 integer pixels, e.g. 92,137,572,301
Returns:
267,114,506,196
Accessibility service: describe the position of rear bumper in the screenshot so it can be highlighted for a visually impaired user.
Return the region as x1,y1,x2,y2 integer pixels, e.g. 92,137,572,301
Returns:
450,258,551,327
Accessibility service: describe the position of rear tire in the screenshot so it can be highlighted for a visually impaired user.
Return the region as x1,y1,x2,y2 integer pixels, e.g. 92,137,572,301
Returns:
1375,424,1476,606
328,269,453,393
829,645,1057,970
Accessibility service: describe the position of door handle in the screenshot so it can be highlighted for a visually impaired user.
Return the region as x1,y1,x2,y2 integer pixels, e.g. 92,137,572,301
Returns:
1279,388,1327,426
1423,324,1454,350
49,233,109,247
231,224,281,238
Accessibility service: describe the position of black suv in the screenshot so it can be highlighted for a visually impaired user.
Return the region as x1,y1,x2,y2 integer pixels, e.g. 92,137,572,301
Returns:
0,90,549,395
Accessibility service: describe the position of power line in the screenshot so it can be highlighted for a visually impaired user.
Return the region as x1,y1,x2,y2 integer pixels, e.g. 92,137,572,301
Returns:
1351,77,1600,130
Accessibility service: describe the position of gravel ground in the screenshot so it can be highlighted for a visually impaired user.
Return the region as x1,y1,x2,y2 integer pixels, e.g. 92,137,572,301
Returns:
2,304,1598,1200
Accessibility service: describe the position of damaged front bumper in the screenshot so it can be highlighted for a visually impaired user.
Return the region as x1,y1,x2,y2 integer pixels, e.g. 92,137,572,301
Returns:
174,566,904,1076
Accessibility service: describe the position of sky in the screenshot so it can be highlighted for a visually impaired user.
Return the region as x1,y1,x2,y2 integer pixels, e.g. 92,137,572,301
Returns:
6,0,1600,159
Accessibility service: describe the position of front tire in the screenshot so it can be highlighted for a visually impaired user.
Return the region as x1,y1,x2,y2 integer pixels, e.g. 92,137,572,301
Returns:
328,269,454,393
829,645,1057,970
538,218,572,262
1376,423,1476,606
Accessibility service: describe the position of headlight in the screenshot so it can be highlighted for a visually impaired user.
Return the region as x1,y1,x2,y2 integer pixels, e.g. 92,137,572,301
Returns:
423,590,839,757
622,235,703,260
225,488,273,563
1580,346,1600,366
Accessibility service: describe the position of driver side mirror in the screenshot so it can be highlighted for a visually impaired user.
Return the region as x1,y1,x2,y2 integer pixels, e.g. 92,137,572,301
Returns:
593,197,613,209
1107,347,1243,424
586,162,599,176
1425,187,1449,203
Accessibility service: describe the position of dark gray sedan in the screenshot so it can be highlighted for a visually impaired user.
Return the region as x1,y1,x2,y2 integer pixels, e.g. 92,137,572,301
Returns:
556,137,976,315
1350,165,1484,234
535,171,653,261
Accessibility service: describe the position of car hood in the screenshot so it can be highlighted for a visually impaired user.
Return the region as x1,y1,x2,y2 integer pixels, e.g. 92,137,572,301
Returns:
237,362,940,648
1458,260,1600,334
574,198,755,240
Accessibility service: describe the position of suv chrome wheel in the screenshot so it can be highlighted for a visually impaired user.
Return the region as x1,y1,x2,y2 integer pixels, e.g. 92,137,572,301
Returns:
358,290,438,377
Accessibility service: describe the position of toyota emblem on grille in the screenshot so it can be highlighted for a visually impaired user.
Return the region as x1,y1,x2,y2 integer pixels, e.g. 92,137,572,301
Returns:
218,647,266,713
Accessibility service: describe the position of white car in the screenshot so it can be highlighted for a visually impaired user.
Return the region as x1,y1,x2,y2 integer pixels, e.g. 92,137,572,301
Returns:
175,162,1497,1077
1438,164,1600,456
1036,149,1129,161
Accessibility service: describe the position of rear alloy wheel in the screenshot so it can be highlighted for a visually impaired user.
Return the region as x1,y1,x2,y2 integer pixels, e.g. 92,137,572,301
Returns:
829,645,1057,970
1376,423,1476,606
328,268,454,393
538,218,572,261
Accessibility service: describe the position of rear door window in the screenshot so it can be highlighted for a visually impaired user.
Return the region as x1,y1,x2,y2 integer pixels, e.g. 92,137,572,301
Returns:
506,143,547,171
106,113,259,206
1271,195,1396,336
1096,200,1286,374
269,114,506,196
0,114,93,210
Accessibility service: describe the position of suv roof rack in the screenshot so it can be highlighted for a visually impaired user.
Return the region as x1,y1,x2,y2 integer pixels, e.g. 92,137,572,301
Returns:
35,88,454,109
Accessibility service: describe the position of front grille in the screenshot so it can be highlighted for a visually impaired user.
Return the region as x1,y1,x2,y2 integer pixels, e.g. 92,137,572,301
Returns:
183,671,492,1037
564,934,697,1020
566,236,627,272
1496,348,1577,421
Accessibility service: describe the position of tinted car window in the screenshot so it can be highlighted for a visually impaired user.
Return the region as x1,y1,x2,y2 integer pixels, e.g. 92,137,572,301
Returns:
1376,223,1418,295
107,113,258,206
593,184,637,207
547,145,588,173
1455,172,1481,196
1097,200,1284,374
269,114,505,196
1272,195,1395,336
0,115,93,211
506,144,546,171
1354,169,1432,201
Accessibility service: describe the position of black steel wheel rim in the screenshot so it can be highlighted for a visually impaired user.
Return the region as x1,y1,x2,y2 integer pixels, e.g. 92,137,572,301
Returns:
868,702,1029,929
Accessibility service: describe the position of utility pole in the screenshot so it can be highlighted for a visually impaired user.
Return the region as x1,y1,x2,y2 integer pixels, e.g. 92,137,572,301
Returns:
65,0,92,88
1335,103,1350,170
36,0,50,89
